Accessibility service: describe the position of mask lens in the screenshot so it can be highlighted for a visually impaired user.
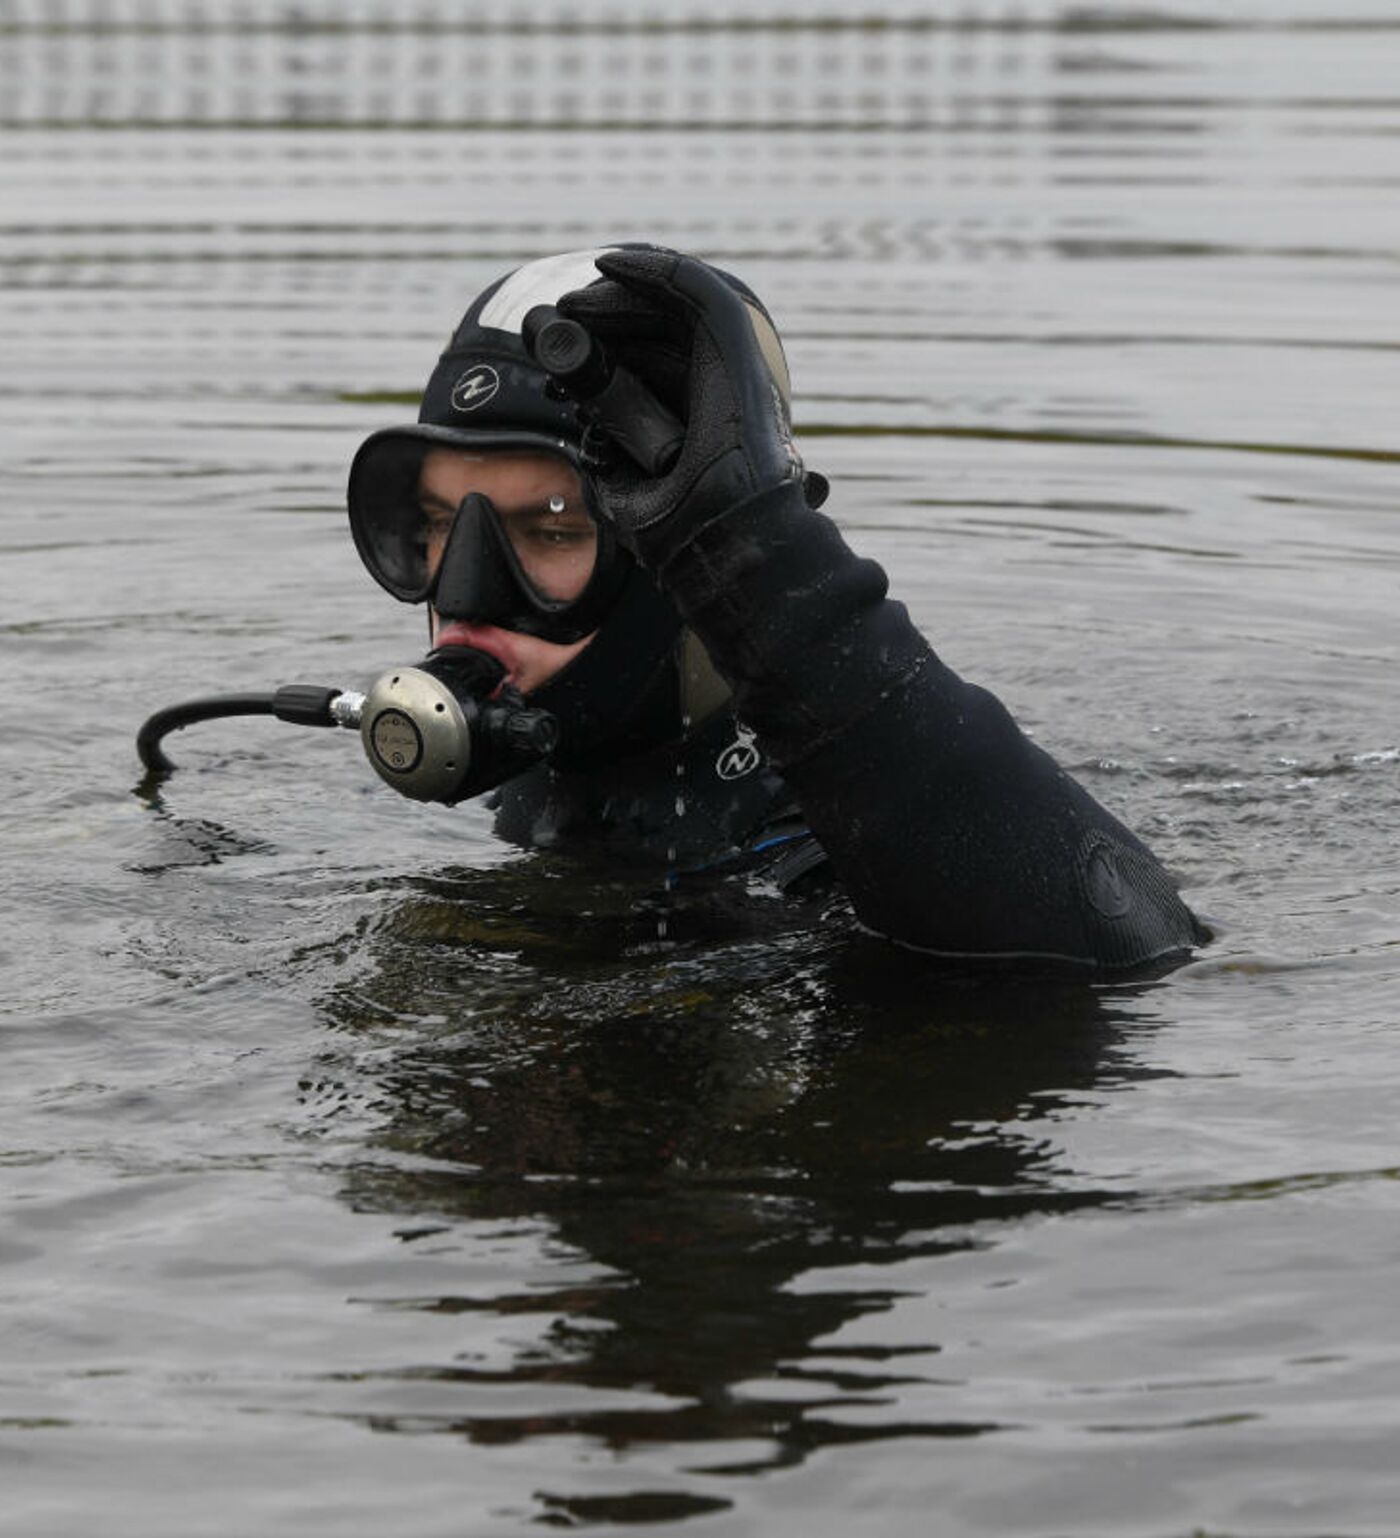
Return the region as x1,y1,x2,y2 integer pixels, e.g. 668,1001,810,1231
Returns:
350,431,628,642
349,434,599,611
348,435,437,600
493,490,598,606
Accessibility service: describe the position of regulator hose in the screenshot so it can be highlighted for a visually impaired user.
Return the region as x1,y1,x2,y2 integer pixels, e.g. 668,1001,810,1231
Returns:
135,659,556,806
136,684,347,773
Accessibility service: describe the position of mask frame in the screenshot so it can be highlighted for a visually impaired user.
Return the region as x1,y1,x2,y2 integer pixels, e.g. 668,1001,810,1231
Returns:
347,424,631,645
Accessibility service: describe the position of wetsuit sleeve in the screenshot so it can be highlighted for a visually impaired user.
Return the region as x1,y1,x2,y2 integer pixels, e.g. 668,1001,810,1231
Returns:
655,481,1205,969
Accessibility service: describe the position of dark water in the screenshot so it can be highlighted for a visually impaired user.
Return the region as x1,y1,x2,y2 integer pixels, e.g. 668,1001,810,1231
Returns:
3,3,1400,1534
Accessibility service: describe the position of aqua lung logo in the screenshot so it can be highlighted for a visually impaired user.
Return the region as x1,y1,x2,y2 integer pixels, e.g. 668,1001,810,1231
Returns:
716,723,761,781
369,708,423,774
451,364,501,413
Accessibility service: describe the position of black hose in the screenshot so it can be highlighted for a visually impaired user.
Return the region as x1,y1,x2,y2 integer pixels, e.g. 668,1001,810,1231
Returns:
137,684,346,773
136,693,278,773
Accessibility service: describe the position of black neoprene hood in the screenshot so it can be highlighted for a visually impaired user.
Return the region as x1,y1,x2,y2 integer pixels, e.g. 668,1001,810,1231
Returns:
416,251,606,446
351,251,613,509
416,322,581,445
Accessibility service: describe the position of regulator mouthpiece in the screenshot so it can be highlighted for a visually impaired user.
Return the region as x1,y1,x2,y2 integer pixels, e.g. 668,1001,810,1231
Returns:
359,646,558,804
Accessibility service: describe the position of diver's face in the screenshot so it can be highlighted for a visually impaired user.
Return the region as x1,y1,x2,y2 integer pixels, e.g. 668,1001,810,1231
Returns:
417,448,596,695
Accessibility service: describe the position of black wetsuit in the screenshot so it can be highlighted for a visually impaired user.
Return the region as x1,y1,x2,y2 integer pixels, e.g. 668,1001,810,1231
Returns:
497,482,1205,972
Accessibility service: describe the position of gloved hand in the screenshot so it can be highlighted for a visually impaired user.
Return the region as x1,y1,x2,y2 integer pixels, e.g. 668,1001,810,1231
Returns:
557,247,806,564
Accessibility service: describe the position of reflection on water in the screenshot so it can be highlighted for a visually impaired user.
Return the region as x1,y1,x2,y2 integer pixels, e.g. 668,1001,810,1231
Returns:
3,1,1400,1534
318,862,1139,1512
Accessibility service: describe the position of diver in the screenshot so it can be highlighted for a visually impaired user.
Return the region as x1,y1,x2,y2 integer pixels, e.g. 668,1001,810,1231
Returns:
345,243,1207,972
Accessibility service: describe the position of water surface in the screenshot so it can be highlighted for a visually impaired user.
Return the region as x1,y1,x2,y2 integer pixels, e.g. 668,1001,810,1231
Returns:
2,3,1399,1534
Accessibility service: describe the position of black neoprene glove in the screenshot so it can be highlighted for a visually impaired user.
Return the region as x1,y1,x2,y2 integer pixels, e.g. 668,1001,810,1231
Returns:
557,247,806,564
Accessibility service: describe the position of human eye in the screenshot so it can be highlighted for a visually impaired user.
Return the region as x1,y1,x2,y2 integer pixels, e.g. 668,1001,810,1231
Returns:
418,500,455,531
412,500,454,548
509,500,594,546
533,521,592,547
408,499,457,571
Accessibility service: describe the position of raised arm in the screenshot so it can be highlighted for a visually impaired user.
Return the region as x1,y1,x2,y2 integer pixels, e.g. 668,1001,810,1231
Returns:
560,248,1204,970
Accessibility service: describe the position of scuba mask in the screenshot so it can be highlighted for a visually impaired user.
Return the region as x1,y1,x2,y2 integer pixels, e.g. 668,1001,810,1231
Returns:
347,428,630,646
